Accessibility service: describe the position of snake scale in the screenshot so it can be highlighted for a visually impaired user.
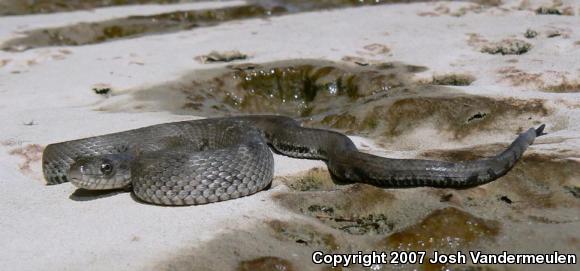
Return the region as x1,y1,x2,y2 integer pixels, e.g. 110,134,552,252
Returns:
42,115,545,206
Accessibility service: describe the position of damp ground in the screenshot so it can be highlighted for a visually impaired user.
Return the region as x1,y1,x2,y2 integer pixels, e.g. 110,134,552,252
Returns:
1,0,434,51
150,149,579,271
97,58,564,146
0,0,431,16
95,58,580,270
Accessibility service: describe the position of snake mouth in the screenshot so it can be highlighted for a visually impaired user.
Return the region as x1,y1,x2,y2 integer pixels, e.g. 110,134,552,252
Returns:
68,164,123,190
69,174,102,190
69,174,129,190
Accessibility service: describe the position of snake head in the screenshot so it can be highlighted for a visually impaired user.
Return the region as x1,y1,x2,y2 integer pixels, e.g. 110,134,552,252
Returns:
69,154,133,190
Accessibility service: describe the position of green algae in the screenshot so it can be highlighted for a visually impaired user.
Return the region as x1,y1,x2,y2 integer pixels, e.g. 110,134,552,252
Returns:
233,63,363,104
127,59,423,118
231,60,413,110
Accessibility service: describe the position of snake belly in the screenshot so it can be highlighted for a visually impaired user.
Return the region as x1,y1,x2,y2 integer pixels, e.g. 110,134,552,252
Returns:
42,115,545,206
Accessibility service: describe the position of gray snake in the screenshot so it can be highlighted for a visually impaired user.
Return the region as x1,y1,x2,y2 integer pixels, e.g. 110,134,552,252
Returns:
42,115,545,206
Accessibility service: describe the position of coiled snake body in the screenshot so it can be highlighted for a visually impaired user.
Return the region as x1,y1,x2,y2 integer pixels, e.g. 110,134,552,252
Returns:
42,115,545,206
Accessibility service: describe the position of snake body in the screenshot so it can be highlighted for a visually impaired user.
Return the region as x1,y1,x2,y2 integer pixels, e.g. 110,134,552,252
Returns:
42,115,545,205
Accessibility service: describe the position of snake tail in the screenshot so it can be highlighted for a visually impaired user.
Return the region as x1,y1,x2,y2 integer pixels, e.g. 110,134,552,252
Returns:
327,125,545,188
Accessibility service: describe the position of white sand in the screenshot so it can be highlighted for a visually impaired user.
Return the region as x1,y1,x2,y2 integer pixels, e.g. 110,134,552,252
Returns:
0,0,579,270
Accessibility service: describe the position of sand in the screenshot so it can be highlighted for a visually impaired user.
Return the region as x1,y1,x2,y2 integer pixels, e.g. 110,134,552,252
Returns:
0,0,578,270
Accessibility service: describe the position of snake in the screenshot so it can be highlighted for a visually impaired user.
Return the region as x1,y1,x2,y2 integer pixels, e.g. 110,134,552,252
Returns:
42,115,545,206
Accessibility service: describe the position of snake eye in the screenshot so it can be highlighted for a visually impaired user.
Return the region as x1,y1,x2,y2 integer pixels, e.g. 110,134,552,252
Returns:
100,162,113,175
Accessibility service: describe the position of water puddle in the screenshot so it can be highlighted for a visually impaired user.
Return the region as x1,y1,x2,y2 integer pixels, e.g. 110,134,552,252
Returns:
99,58,557,143
106,59,424,117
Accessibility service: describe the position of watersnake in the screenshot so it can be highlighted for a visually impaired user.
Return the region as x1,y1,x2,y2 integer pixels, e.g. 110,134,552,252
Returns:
42,115,545,205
